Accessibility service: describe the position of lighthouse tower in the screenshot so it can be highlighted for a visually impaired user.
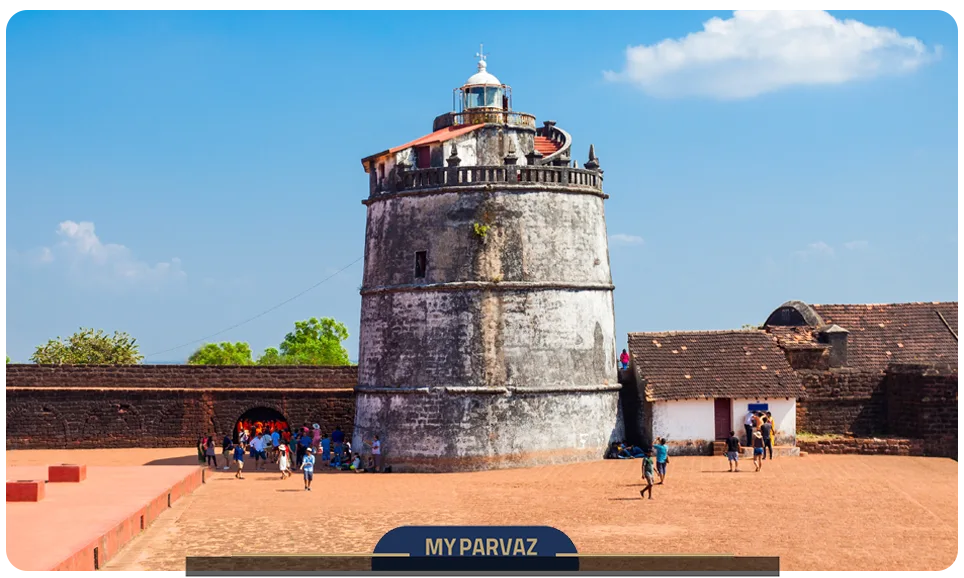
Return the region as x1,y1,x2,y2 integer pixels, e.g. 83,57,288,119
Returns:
354,51,620,472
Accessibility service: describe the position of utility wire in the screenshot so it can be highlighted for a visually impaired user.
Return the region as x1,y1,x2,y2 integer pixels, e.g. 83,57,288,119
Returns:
145,256,364,359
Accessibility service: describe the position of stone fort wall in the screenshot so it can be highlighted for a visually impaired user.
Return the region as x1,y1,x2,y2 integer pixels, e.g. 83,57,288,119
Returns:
885,363,958,460
794,363,957,459
796,368,887,436
5,365,357,450
6,362,956,459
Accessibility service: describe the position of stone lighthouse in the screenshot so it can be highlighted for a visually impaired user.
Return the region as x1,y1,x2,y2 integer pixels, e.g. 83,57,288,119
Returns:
353,51,620,472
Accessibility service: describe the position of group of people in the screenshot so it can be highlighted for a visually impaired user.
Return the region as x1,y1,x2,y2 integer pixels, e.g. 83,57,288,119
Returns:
607,441,646,459
197,423,386,490
631,410,780,501
724,410,777,472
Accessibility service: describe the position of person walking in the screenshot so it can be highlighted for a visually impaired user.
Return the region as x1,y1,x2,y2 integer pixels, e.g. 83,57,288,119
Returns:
197,436,206,466
295,431,307,470
752,430,765,471
765,411,776,453
743,411,755,447
312,424,322,452
271,428,281,461
278,443,291,480
221,433,233,471
302,448,315,491
639,449,655,500
233,440,246,479
760,417,774,460
205,436,218,469
289,431,300,469
652,437,668,484
250,433,265,471
619,349,630,371
725,430,742,472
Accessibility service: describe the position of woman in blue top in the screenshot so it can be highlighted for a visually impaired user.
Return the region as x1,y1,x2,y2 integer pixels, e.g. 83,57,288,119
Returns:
653,438,669,485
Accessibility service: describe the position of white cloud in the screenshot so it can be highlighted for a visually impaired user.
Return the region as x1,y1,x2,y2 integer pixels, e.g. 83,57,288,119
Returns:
604,11,939,99
844,240,869,250
38,220,185,286
610,234,645,246
795,241,835,259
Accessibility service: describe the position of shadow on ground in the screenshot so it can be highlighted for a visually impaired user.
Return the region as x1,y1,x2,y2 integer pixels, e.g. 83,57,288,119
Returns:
144,455,204,466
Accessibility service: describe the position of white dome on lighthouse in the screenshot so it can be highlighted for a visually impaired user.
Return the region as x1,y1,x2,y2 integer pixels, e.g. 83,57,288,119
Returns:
465,58,501,86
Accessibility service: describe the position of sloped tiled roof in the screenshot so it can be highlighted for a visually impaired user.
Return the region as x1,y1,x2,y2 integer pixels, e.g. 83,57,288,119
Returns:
766,325,821,349
627,331,804,402
361,124,483,168
811,302,958,370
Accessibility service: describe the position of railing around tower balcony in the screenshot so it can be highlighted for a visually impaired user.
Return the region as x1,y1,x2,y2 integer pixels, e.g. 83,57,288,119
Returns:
433,110,537,131
376,164,604,196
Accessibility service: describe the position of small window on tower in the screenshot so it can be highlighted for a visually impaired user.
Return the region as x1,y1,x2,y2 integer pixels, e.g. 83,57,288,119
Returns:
414,251,427,278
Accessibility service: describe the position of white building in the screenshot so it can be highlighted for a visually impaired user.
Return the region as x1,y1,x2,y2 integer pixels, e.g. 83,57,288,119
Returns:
621,330,804,455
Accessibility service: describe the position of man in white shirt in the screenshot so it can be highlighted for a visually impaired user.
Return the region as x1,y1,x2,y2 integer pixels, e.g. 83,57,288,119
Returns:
251,434,265,471
744,411,755,447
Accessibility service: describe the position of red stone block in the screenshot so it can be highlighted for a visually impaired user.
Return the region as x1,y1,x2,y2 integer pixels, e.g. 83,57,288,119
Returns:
7,480,45,502
49,464,87,483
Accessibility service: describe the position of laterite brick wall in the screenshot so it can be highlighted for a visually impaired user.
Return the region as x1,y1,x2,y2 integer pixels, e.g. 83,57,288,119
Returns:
884,363,958,459
5,365,357,449
796,368,886,436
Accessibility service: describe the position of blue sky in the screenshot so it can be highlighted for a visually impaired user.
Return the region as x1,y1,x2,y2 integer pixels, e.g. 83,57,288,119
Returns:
4,10,958,363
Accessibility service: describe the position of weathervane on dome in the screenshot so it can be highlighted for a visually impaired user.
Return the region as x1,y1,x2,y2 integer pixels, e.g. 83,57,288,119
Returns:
476,43,488,70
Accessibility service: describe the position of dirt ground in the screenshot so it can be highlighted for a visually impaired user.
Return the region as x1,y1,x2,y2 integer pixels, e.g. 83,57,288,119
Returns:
5,448,958,571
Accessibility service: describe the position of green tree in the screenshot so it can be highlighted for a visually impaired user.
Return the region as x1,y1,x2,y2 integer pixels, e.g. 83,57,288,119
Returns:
742,324,761,330
256,347,285,365
256,317,351,366
188,342,254,365
6,355,10,364
31,328,142,365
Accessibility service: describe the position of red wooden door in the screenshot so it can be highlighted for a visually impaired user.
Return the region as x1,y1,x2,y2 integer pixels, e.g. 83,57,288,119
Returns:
714,398,731,440
416,146,431,169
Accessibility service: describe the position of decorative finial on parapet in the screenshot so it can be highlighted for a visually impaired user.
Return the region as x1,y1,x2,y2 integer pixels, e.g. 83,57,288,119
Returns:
525,147,543,165
447,143,461,167
503,140,518,165
584,144,601,172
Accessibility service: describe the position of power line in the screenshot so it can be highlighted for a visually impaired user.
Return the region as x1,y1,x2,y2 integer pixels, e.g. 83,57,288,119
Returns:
145,256,364,358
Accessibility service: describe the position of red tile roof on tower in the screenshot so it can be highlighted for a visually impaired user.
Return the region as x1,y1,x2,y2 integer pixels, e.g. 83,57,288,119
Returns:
627,330,804,402
361,124,484,169
810,302,958,370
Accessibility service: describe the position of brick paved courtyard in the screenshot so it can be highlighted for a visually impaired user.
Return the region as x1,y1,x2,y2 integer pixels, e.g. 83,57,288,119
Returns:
5,449,957,571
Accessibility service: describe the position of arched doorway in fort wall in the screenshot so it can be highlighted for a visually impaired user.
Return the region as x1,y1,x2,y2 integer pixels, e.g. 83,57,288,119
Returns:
234,407,289,442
